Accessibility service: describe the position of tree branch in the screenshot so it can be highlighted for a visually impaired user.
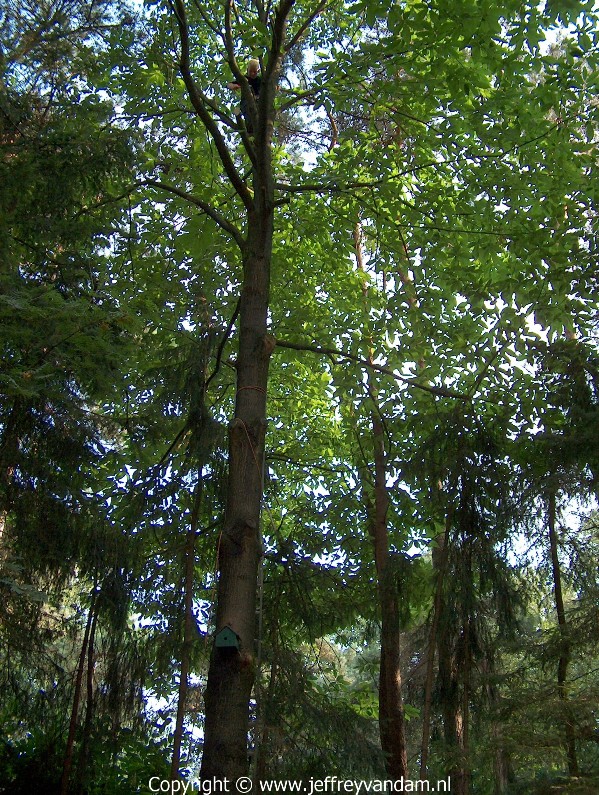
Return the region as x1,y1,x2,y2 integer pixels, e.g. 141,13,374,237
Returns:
146,180,244,248
271,0,297,61
224,0,247,87
275,339,470,400
466,342,508,399
274,179,383,194
170,0,254,212
206,297,242,389
191,0,224,38
285,0,330,53
223,0,261,154
252,0,267,23
279,87,319,111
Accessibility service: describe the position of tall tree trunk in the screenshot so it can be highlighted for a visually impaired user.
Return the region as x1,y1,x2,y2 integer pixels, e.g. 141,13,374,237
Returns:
191,0,294,779
460,616,472,795
420,517,450,780
483,653,512,795
374,413,409,781
439,662,468,794
75,605,98,794
548,491,579,777
60,595,95,795
171,478,203,780
354,223,408,781
437,609,464,794
252,658,279,786
170,1,296,778
200,218,273,782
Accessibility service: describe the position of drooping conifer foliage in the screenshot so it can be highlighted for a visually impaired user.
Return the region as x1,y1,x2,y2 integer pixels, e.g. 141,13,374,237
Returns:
1,1,598,793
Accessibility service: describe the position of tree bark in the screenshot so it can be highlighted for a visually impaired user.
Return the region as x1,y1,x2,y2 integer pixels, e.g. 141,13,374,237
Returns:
438,624,466,795
176,0,294,780
420,518,450,780
75,604,98,794
199,49,283,772
200,217,273,782
354,222,408,781
548,491,579,777
460,615,472,795
60,594,95,795
483,653,512,795
374,413,409,781
171,479,203,780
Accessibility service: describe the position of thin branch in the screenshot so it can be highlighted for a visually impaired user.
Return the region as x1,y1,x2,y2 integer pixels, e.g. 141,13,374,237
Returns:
275,339,470,401
223,0,261,153
223,0,246,86
157,422,190,468
285,0,330,53
326,108,338,150
274,178,383,194
265,0,274,25
466,342,508,398
170,0,254,212
251,0,267,22
271,0,297,61
206,297,242,388
191,0,224,37
274,160,445,194
266,452,351,476
279,87,319,111
71,183,141,217
146,179,244,248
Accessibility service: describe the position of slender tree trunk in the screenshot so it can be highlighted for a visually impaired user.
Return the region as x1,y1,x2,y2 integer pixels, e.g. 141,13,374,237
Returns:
60,595,95,795
75,605,98,794
171,479,203,780
420,517,450,780
460,616,472,795
170,1,298,778
493,746,511,795
200,221,273,781
194,0,295,778
483,653,512,795
548,491,579,777
438,610,465,795
374,413,409,781
200,74,282,770
354,223,408,781
252,658,279,785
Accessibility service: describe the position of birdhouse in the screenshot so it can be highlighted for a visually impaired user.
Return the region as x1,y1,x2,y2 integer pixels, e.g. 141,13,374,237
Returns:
214,625,240,650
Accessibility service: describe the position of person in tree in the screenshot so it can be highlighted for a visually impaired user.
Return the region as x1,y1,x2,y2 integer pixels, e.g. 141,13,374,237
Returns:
227,58,261,133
